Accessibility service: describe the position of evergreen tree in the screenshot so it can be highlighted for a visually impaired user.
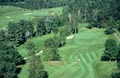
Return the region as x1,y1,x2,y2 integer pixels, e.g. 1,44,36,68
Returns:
0,29,6,42
101,39,118,61
36,18,46,36
8,20,28,46
28,53,48,78
0,42,24,78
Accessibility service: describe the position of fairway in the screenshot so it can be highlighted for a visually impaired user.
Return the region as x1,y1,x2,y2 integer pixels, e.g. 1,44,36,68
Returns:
0,6,62,29
44,27,117,78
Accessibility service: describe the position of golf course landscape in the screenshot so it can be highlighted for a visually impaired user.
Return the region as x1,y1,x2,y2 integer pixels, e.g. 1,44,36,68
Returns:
18,24,118,78
0,0,120,78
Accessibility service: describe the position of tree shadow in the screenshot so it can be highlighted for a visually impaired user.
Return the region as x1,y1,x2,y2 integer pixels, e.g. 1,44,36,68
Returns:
43,71,49,78
16,68,22,74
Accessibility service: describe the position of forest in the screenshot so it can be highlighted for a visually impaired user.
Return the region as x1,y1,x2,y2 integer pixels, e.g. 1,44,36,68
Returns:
0,0,120,78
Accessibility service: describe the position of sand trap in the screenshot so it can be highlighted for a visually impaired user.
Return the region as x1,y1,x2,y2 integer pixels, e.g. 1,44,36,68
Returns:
66,34,74,40
24,13,32,15
50,12,55,15
6,16,11,19
24,57,28,60
36,50,43,56
23,50,43,60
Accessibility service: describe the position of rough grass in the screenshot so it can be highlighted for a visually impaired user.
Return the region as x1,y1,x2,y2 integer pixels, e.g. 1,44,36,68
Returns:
0,6,62,29
93,61,118,78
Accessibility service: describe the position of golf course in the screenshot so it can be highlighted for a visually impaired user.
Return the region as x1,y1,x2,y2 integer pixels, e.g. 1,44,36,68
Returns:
0,0,120,78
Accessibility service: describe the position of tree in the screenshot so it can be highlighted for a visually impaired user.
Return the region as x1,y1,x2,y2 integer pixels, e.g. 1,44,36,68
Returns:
36,18,46,36
111,71,120,78
28,53,48,78
26,41,35,51
0,42,24,78
104,17,115,34
44,38,57,48
0,29,6,42
43,48,60,61
117,45,120,69
101,39,118,61
0,62,17,78
26,21,34,38
8,20,28,46
44,37,61,61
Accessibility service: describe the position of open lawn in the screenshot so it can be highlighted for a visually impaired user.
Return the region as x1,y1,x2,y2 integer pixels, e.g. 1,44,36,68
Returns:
18,23,117,78
0,6,62,29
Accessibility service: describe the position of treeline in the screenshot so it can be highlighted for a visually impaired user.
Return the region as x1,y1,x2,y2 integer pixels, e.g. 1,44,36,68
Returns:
0,13,78,46
0,15,61,46
0,0,70,9
0,0,24,2
64,0,120,34
0,13,79,60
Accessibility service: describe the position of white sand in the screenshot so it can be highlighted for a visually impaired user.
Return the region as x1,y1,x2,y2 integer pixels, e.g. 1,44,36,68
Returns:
36,50,43,56
66,34,74,40
6,16,11,19
24,50,43,60
74,62,77,64
50,12,55,15
24,13,32,15
24,57,28,60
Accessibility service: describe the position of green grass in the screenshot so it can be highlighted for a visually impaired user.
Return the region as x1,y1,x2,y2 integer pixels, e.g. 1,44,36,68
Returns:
17,34,55,57
93,61,118,78
18,24,117,78
44,27,117,78
1,5,117,78
0,6,62,29
18,64,29,78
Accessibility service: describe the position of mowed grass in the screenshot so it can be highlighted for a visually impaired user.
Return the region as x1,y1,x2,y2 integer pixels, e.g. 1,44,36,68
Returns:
0,6,62,29
44,27,117,78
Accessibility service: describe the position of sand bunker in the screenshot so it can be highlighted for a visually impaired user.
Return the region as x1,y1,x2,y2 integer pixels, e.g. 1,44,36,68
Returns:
50,12,55,15
24,13,32,15
6,16,11,19
36,50,43,56
66,34,74,40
